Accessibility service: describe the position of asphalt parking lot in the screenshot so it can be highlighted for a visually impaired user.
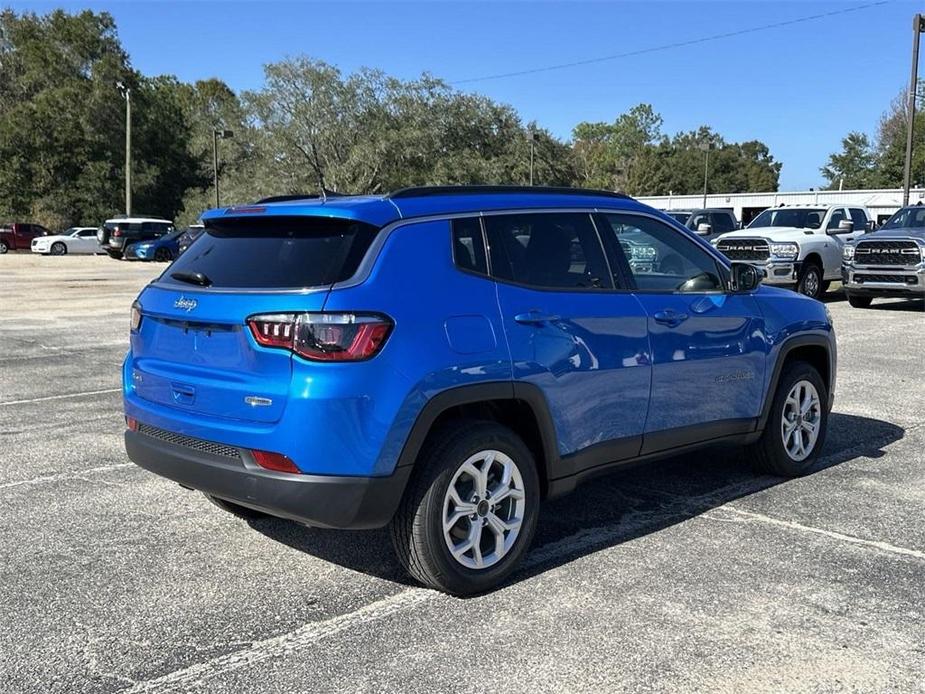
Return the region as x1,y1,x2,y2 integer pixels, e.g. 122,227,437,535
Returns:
1,253,923,693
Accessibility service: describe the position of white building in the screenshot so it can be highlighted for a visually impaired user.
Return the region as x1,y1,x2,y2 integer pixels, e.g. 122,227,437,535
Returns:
636,187,925,226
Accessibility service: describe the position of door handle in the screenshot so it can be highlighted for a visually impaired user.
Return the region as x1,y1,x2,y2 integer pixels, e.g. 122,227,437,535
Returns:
653,310,689,327
514,310,561,325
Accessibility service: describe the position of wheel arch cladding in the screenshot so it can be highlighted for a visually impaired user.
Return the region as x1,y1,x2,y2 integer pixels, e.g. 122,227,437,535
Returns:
395,383,559,498
758,335,834,431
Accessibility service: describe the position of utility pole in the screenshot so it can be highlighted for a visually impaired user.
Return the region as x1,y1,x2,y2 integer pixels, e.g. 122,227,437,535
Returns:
212,129,234,208
700,142,713,208
117,82,132,216
902,13,925,206
527,130,537,186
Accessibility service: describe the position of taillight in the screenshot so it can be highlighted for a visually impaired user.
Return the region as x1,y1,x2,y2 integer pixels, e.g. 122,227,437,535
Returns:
130,300,142,332
251,450,300,473
113,227,122,237
247,313,392,362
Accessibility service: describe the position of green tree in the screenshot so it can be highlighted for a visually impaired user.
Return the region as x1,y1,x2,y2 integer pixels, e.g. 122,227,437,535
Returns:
820,132,876,189
871,81,925,188
0,9,201,227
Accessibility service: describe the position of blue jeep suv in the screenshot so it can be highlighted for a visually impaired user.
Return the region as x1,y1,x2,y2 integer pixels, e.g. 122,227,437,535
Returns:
124,186,836,595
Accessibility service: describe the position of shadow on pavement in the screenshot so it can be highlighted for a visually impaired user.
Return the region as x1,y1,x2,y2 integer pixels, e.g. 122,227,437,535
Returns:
248,412,904,591
863,299,925,312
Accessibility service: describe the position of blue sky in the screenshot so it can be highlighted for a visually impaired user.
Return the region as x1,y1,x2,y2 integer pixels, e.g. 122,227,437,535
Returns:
11,0,921,189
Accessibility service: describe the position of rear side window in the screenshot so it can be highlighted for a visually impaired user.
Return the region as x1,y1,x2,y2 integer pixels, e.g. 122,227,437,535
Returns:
162,216,378,289
484,213,612,290
451,218,488,276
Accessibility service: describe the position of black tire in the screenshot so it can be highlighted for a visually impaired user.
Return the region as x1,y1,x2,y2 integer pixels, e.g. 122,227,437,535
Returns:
847,294,873,309
50,241,67,256
821,280,831,294
748,360,829,477
0,240,8,254
204,494,271,520
796,262,823,299
389,420,540,596
154,247,172,262
107,250,123,260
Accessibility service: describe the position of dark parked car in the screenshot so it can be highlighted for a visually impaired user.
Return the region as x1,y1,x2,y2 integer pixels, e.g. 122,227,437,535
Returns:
97,216,174,259
0,223,49,253
685,208,740,241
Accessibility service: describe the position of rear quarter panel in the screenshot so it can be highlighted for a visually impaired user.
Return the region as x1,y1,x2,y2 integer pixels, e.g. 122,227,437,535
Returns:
323,218,512,475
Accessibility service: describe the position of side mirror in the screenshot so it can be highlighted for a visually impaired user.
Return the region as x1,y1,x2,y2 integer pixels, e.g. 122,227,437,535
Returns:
696,223,712,235
729,262,763,292
837,219,854,233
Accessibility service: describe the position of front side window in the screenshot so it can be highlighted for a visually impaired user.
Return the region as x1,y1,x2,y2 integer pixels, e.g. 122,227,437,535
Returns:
848,208,868,229
484,213,612,290
827,208,847,231
597,213,724,293
451,218,488,276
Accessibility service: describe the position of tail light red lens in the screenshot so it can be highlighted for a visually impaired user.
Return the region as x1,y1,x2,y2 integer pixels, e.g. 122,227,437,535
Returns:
113,228,122,237
247,313,392,362
125,416,138,431
130,301,142,332
251,450,300,473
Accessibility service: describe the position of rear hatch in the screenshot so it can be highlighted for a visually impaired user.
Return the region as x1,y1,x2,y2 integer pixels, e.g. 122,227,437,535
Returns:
129,215,377,423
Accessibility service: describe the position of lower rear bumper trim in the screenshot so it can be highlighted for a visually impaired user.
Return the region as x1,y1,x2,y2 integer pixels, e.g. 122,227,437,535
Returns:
125,430,410,529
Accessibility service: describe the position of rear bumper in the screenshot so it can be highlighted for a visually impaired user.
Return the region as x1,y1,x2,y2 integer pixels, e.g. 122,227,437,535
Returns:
125,428,411,529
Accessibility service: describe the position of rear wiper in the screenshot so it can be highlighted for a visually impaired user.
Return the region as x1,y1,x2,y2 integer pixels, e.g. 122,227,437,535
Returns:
170,271,212,287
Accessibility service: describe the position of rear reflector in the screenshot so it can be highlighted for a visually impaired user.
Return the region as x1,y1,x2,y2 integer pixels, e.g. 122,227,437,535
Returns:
125,416,138,431
247,312,392,362
251,450,300,473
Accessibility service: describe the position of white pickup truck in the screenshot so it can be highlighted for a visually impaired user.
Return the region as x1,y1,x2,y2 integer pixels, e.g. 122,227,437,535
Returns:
712,205,871,299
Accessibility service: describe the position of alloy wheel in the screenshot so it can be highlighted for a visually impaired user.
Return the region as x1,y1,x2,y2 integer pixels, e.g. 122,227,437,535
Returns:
442,449,526,570
780,379,822,462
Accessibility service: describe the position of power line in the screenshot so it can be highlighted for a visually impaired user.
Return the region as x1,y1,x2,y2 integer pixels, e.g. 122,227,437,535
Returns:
451,1,891,85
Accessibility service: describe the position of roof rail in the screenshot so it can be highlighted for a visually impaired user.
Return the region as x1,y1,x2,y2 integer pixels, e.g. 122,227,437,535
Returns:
386,185,631,200
254,190,355,205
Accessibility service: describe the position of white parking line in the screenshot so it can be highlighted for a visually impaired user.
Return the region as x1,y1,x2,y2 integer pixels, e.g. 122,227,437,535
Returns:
0,463,134,490
0,388,121,407
121,589,435,693
708,506,925,561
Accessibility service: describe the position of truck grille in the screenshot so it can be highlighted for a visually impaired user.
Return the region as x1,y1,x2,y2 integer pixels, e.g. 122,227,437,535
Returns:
136,422,242,460
853,273,918,285
715,239,770,261
854,240,920,266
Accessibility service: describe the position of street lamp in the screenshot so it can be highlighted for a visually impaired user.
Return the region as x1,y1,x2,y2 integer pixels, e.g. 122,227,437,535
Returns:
212,129,234,208
526,130,537,186
116,81,131,216
700,141,714,208
902,13,925,206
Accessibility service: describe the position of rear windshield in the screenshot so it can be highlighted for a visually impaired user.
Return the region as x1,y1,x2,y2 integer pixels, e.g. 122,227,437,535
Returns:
159,216,378,289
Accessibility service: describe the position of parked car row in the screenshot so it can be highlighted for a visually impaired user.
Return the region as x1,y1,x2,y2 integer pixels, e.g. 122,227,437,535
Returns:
2,215,204,262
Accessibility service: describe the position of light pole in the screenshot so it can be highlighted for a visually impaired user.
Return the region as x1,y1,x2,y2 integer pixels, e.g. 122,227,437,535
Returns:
526,130,537,186
116,81,131,216
902,14,925,206
700,142,713,208
212,129,234,208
